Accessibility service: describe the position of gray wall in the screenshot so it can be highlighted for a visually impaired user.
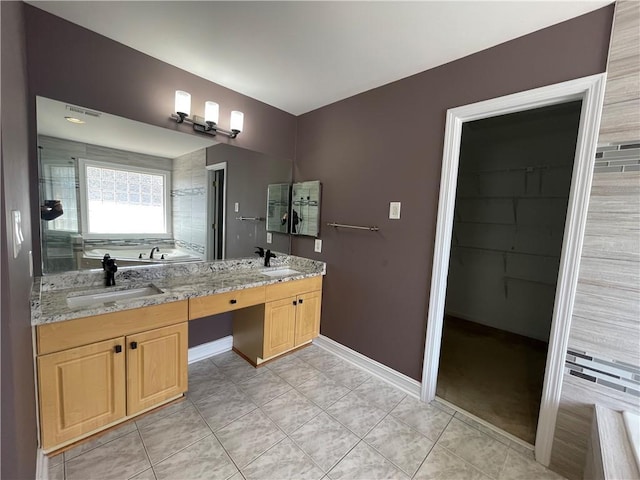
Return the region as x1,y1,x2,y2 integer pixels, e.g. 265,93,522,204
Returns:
1,2,38,479
446,102,581,341
24,4,297,276
292,6,614,381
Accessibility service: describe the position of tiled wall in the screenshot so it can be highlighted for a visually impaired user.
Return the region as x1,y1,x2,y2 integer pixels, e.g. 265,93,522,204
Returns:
551,2,640,479
172,149,207,258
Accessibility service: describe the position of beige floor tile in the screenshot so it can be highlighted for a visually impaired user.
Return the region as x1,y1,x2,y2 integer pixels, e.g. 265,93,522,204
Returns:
48,461,64,480
498,449,565,480
215,409,286,468
139,403,211,464
261,388,322,434
390,396,453,441
364,415,434,477
290,412,359,472
135,399,192,430
194,383,257,431
325,391,387,437
242,438,324,480
296,372,351,409
327,442,408,480
354,377,406,412
153,434,238,480
238,369,292,405
65,431,150,480
129,468,157,480
414,445,489,480
437,417,509,478
64,421,138,460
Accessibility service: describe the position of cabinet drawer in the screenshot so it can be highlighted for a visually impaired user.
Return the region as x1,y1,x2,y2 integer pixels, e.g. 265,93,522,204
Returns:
37,301,189,355
265,276,322,302
189,286,266,319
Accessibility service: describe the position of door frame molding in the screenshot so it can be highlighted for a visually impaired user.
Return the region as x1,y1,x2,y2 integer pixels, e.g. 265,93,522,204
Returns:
206,162,227,260
420,73,607,466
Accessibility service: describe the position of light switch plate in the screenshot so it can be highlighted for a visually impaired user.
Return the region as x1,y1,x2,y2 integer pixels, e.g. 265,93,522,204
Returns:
314,239,322,253
266,232,272,244
234,202,239,212
389,202,401,220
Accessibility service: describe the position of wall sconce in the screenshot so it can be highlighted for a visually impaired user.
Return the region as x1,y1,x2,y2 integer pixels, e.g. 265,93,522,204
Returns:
171,90,244,139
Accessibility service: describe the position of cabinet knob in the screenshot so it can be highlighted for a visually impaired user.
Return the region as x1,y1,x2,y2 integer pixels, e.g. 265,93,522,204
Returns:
130,341,138,350
298,298,304,304
230,299,237,304
293,300,297,306
114,345,122,354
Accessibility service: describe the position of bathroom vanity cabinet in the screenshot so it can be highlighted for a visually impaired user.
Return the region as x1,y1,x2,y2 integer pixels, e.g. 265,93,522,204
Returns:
36,301,188,449
233,276,322,364
32,258,325,452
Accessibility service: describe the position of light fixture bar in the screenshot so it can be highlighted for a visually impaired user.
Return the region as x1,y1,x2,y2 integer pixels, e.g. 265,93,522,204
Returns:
171,91,243,139
170,113,242,139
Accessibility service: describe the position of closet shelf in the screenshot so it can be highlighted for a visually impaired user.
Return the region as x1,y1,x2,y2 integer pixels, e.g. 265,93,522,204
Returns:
451,245,560,260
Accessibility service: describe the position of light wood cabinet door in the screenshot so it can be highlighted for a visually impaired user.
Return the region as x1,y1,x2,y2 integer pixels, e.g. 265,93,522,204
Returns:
263,298,296,358
127,323,188,415
294,290,322,346
38,337,126,449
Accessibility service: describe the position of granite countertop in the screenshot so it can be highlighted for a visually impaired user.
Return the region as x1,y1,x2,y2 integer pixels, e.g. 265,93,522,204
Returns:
32,254,326,326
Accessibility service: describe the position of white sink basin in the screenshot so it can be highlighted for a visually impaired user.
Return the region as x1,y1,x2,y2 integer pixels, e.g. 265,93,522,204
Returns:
261,268,301,277
67,284,163,309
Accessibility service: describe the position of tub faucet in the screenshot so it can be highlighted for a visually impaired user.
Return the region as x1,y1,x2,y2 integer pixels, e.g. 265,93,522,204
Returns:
149,246,160,259
264,250,276,267
102,254,118,287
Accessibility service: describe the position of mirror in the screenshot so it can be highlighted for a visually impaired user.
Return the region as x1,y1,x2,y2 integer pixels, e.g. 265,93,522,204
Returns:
37,96,292,274
266,183,291,234
291,180,321,237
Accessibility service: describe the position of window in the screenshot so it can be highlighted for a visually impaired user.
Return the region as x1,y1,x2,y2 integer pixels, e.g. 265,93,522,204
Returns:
79,160,171,236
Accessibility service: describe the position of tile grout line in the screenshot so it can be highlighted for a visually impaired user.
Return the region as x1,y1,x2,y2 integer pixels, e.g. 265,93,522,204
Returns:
409,411,454,479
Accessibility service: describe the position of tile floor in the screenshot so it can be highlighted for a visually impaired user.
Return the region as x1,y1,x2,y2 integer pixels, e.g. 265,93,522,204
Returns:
47,344,565,480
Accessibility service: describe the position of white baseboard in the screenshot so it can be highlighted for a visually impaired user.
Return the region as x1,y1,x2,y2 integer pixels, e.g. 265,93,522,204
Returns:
313,335,421,399
188,335,233,364
35,448,48,480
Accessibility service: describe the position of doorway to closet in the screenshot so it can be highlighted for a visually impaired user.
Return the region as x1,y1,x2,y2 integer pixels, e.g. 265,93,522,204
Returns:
435,101,583,444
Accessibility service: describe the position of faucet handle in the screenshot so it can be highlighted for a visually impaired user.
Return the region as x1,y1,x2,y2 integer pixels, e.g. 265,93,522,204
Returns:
255,246,265,258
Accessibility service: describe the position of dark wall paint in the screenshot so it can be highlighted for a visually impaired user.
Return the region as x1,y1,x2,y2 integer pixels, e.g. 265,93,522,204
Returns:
292,6,614,381
207,144,291,259
1,2,38,478
24,5,297,275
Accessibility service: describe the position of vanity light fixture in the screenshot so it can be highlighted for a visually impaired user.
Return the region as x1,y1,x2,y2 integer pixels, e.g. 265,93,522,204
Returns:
171,90,243,139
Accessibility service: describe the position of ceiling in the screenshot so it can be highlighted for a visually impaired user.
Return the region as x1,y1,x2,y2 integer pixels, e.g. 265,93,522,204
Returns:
29,1,612,115
37,97,217,158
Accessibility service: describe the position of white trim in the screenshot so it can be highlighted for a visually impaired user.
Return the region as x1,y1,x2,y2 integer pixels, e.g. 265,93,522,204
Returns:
35,449,48,480
314,335,421,399
206,162,227,260
188,335,233,364
420,73,607,467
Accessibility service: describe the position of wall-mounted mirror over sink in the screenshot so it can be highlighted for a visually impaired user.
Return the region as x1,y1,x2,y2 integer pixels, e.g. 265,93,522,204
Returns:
36,96,292,274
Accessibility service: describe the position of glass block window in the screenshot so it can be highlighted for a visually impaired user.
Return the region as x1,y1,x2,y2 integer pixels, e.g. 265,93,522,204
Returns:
80,160,170,235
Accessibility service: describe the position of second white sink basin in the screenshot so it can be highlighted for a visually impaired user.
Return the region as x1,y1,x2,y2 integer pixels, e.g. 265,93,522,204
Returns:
67,284,163,309
261,268,301,277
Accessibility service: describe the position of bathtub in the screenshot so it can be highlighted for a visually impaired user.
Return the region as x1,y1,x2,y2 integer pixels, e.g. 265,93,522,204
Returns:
83,246,202,264
585,405,640,479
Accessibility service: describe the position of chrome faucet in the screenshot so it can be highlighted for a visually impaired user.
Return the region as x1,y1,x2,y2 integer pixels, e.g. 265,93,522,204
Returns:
149,246,160,259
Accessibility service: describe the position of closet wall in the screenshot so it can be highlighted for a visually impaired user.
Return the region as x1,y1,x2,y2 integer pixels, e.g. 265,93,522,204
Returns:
446,102,582,341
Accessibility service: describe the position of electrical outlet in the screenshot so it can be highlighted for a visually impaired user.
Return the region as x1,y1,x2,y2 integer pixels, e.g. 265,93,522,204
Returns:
234,202,239,213
389,202,401,220
314,239,322,253
266,232,272,244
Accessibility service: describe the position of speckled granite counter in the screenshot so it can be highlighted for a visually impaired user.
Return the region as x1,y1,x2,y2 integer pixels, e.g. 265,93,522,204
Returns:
31,254,325,326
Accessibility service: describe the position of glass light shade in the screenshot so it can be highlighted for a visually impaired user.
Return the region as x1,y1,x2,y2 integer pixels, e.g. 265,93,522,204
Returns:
204,101,219,124
230,111,244,132
175,90,191,116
